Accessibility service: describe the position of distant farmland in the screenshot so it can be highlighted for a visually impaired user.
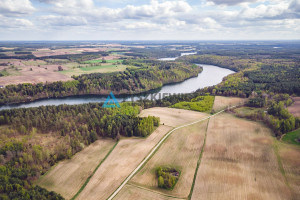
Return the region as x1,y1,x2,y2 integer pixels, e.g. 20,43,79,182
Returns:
83,59,123,64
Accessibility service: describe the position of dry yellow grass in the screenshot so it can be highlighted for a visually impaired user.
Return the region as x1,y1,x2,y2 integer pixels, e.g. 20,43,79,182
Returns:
191,113,293,200
76,125,173,200
130,120,208,198
114,184,183,200
278,143,300,198
139,107,209,127
0,63,73,86
213,96,246,112
36,139,116,199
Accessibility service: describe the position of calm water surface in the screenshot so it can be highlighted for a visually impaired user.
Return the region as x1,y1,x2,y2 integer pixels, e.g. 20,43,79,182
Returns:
0,64,234,111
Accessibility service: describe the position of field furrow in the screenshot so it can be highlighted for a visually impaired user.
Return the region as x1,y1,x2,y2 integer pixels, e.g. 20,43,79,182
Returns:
191,113,293,200
37,139,116,199
76,125,172,200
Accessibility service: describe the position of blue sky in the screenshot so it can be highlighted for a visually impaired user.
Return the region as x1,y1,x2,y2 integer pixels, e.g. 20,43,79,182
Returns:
0,0,299,40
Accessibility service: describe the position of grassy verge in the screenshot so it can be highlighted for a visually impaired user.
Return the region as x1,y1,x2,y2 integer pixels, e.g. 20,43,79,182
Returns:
272,140,291,189
71,141,119,200
188,119,209,200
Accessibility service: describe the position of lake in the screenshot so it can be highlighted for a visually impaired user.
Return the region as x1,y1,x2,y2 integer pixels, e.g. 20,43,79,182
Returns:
0,64,234,111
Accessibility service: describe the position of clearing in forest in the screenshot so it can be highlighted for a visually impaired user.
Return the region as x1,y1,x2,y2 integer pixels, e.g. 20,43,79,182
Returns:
139,107,209,127
212,96,246,112
288,97,300,117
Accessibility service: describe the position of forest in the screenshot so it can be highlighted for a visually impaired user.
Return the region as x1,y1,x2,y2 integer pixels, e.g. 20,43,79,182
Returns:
179,54,300,97
0,59,201,105
0,103,159,199
233,93,300,137
0,42,300,199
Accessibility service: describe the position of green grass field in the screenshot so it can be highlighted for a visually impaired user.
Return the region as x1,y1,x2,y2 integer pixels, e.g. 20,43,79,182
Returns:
171,96,214,112
282,129,300,146
59,64,135,76
0,70,10,76
83,59,123,64
80,64,119,71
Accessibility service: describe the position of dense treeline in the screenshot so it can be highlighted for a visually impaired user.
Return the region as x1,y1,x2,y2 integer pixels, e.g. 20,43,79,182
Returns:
0,60,202,105
38,51,109,62
179,55,248,72
243,64,300,94
194,43,300,59
0,103,159,199
235,93,300,137
0,153,64,200
179,54,300,97
0,103,159,141
123,47,181,59
0,54,35,59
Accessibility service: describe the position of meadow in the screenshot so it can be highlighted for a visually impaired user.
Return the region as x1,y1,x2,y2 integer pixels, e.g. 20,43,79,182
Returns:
282,129,300,146
170,96,215,113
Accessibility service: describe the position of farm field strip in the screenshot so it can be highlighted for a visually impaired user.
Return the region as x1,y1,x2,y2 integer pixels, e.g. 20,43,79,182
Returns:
212,96,246,112
187,118,210,199
139,107,209,127
36,139,116,200
113,184,184,200
71,141,119,200
76,125,173,200
108,108,232,200
129,119,209,198
191,113,294,200
277,142,300,198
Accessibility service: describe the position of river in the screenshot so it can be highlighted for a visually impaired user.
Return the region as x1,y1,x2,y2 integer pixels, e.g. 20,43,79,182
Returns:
0,64,234,111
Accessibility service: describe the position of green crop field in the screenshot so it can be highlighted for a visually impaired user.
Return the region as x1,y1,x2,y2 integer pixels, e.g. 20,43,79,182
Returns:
80,64,118,71
59,64,134,76
171,96,215,112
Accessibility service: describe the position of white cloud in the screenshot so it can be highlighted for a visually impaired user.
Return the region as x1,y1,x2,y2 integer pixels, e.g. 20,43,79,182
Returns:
207,0,259,6
40,15,88,26
239,2,289,19
0,0,35,16
0,0,299,40
0,14,34,28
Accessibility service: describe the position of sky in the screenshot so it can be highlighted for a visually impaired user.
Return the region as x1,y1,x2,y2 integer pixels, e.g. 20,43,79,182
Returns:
0,0,299,40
